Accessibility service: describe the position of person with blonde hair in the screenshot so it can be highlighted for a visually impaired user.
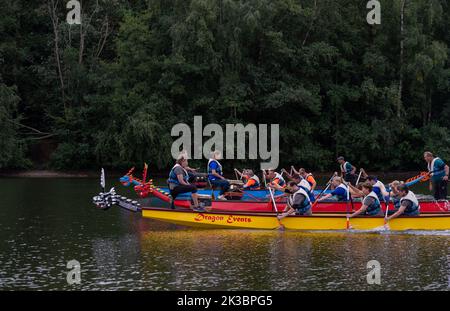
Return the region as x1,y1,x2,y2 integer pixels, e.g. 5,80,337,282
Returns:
207,150,230,200
167,152,202,211
316,176,349,202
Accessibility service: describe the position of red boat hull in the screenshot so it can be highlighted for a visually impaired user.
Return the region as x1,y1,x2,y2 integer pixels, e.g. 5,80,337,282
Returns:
147,188,450,213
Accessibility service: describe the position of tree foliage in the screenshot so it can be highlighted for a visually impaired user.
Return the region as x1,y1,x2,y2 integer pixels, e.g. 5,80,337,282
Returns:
1,0,450,171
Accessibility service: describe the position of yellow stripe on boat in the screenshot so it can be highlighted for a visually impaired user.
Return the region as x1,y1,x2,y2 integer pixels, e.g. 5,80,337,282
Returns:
142,209,279,229
141,208,450,231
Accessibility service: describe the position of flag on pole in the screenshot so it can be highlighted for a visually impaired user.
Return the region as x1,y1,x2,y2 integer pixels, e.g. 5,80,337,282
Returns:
100,168,105,190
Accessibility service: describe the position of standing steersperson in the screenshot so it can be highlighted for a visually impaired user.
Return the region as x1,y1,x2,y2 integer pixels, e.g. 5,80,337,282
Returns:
424,151,449,200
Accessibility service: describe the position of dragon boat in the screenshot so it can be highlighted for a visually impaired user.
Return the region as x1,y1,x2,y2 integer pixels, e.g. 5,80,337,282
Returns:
93,170,450,231
118,166,449,213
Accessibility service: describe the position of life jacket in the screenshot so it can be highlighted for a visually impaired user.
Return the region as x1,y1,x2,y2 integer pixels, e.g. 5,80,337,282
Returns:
272,172,286,187
428,157,446,177
399,191,420,215
167,164,189,185
207,159,223,181
340,162,351,175
304,173,315,187
297,179,315,202
363,191,381,216
244,175,260,190
335,183,349,201
288,187,311,214
373,180,387,202
297,178,311,191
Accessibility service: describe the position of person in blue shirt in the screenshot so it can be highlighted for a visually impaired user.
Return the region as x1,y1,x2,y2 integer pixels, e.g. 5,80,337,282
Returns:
424,151,449,200
337,156,357,185
207,150,230,200
317,176,349,202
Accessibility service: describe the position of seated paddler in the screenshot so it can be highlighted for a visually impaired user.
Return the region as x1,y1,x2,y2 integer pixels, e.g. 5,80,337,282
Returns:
167,153,202,212
266,169,286,188
275,173,315,202
207,150,230,200
366,175,390,203
349,182,382,217
316,176,349,202
274,181,312,220
386,184,420,220
235,169,261,190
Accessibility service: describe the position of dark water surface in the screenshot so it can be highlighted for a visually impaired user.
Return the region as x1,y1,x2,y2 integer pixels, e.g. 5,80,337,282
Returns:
0,177,449,290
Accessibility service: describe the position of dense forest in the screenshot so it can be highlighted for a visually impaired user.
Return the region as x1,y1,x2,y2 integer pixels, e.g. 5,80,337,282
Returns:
1,0,450,172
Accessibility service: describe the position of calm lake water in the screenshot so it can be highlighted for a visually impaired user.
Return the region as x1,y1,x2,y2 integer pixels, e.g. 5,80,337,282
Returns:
0,177,449,291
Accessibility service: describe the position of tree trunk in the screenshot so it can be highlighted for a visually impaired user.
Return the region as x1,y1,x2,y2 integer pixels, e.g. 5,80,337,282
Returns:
398,0,407,118
48,0,67,117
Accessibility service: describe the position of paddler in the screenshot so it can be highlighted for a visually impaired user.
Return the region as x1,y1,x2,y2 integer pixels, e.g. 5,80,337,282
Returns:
337,156,357,185
235,169,261,190
424,151,449,200
292,167,317,192
271,173,315,202
316,176,349,202
349,182,382,217
366,175,390,203
207,150,230,200
386,184,420,220
265,169,286,188
273,181,312,219
167,153,202,211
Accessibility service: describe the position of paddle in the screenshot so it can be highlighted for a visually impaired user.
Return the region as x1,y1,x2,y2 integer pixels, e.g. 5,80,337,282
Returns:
311,172,337,209
355,169,363,185
383,194,391,230
345,181,351,230
405,171,432,184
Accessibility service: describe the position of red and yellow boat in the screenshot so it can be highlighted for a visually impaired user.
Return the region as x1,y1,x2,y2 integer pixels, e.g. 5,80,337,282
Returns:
146,183,450,213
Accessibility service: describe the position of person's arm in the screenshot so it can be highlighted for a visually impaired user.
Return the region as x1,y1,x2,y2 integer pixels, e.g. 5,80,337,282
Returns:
348,183,363,197
281,168,294,180
349,204,368,218
177,174,189,186
387,204,406,221
243,178,256,189
291,166,300,175
308,176,317,192
317,193,333,201
360,168,368,179
444,165,449,181
380,184,389,197
211,169,225,179
185,166,197,172
234,169,244,178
